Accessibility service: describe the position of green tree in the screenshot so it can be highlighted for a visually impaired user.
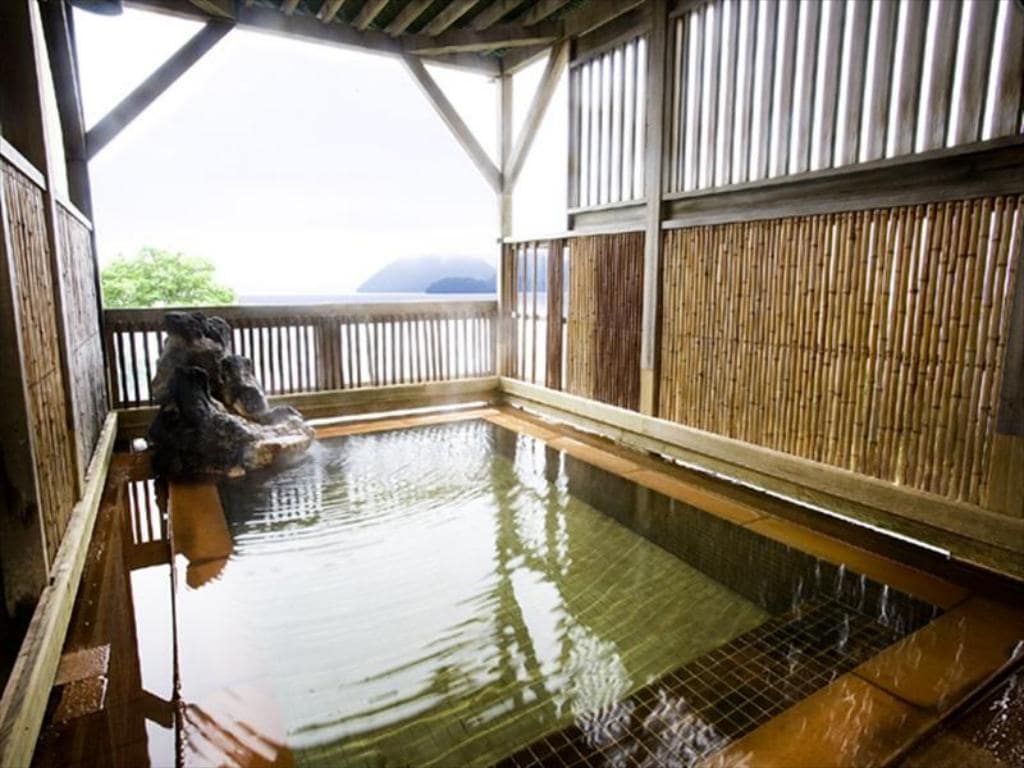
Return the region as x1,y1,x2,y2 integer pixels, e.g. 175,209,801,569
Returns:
101,247,236,308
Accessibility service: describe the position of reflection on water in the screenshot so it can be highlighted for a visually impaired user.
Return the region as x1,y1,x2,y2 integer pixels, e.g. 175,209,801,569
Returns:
182,421,768,767
38,423,1019,768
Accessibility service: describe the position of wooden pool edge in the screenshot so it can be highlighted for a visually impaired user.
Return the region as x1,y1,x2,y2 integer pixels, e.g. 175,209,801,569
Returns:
0,413,117,768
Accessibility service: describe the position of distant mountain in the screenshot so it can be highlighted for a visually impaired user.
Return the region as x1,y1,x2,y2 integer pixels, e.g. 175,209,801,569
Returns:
426,275,496,294
359,256,495,293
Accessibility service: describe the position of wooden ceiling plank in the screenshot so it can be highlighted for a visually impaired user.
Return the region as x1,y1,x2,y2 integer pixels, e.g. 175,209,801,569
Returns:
471,0,527,31
384,0,434,36
520,0,571,26
187,0,233,17
316,0,347,22
563,0,646,37
405,19,561,54
402,55,501,192
352,0,389,30
422,0,479,36
123,0,500,74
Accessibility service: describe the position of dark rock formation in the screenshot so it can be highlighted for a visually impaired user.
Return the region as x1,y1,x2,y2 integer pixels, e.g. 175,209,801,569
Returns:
147,312,313,479
151,312,229,404
219,355,301,425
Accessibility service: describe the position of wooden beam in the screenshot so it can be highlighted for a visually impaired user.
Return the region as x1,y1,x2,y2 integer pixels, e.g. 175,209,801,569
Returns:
352,0,388,30
316,0,349,23
472,0,529,30
663,136,1024,228
280,0,301,15
498,43,550,74
385,0,433,36
24,0,87,495
520,0,572,26
39,2,107,434
639,0,668,415
403,55,501,192
422,0,479,36
0,412,116,768
421,52,500,76
563,0,646,38
574,3,650,62
404,20,562,55
39,0,90,216
187,0,232,17
86,21,232,159
506,40,567,189
124,0,500,74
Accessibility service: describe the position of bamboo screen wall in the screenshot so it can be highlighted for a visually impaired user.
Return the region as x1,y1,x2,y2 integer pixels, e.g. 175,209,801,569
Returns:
657,195,1023,508
56,206,106,475
665,0,1024,192
2,161,77,561
566,232,644,410
569,34,647,209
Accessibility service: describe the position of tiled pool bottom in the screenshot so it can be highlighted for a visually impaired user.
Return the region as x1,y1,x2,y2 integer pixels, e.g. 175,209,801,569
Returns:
177,418,938,768
198,422,769,767
498,597,923,767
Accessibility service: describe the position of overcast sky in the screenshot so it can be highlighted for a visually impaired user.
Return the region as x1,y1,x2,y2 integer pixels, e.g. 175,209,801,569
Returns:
73,7,566,296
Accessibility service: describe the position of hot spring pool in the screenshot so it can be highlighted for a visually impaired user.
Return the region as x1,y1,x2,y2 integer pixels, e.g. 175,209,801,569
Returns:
169,418,937,767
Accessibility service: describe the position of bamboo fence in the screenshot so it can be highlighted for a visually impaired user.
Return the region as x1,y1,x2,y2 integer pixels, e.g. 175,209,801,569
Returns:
567,232,645,410
658,195,1024,507
2,161,78,561
56,205,106,475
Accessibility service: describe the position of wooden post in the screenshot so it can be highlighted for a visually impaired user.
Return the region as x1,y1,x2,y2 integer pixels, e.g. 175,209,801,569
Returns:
39,0,90,217
497,70,513,376
41,1,111,428
639,0,669,416
25,0,85,494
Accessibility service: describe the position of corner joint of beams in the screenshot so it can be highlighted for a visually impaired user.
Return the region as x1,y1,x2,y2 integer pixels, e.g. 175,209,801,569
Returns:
85,20,233,160
505,39,569,192
402,55,501,194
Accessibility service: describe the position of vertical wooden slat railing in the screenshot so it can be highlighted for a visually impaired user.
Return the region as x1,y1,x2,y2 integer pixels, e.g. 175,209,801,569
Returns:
102,300,497,409
500,238,568,389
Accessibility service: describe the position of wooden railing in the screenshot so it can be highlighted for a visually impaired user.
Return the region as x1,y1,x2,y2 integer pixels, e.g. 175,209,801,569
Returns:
103,300,498,409
501,238,568,390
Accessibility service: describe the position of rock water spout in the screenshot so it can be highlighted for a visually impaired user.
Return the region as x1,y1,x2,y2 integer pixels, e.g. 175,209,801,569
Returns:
147,311,314,478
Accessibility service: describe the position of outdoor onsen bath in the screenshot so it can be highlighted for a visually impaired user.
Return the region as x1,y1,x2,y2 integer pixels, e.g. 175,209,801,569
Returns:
2,1,1024,767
